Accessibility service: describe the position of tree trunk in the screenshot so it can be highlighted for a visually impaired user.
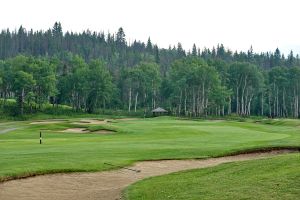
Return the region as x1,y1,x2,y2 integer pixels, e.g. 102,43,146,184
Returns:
273,83,276,117
228,96,231,115
192,88,196,116
197,87,200,116
201,83,205,115
261,92,264,116
282,89,286,117
222,106,225,116
295,86,299,118
128,86,132,112
184,87,187,116
247,95,253,116
179,90,182,116
236,87,239,115
205,98,208,116
134,91,139,112
19,88,25,115
153,89,156,109
241,75,248,116
276,87,279,117
268,91,272,117
144,93,147,115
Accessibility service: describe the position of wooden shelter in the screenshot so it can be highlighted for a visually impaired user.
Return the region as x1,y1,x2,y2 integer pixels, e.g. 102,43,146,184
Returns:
152,107,168,116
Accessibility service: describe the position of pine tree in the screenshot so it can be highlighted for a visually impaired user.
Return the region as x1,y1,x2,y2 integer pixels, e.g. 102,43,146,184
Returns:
247,45,254,62
192,44,197,56
177,43,186,58
274,48,281,67
146,37,153,53
52,22,62,37
288,50,294,67
154,45,160,64
116,27,126,47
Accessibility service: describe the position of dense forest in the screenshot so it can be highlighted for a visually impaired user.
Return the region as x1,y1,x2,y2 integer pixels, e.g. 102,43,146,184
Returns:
1,22,300,118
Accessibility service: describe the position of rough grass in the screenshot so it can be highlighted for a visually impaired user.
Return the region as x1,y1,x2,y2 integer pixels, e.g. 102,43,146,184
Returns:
87,125,117,132
0,117,300,182
124,153,300,200
259,118,300,126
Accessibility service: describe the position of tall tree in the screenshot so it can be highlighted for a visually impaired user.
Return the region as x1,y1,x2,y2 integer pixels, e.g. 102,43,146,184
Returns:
192,44,197,56
228,62,263,116
146,37,153,53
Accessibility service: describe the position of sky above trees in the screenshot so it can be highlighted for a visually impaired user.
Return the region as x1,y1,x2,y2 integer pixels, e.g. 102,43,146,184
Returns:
1,0,300,55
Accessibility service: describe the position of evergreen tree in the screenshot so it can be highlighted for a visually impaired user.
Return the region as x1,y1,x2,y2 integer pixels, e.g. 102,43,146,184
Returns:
116,27,126,47
146,37,153,53
287,50,294,67
273,48,281,67
192,44,197,56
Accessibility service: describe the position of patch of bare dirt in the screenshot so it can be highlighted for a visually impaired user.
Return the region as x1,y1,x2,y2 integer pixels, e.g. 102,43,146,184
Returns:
0,149,297,200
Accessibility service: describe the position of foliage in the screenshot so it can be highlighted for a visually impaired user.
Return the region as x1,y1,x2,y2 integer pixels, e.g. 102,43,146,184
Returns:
1,23,300,118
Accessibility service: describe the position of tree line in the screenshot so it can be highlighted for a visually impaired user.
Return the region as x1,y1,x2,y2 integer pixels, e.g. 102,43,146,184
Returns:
1,23,300,118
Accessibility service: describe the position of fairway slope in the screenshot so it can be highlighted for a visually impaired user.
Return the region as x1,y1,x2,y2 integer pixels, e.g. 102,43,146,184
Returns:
0,127,19,135
0,149,298,200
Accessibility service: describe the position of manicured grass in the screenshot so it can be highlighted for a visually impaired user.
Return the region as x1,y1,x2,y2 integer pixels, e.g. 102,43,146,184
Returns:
0,117,300,182
124,153,300,200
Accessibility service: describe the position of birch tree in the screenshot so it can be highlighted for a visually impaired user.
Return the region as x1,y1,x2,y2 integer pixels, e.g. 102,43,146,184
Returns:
228,62,263,116
288,67,300,118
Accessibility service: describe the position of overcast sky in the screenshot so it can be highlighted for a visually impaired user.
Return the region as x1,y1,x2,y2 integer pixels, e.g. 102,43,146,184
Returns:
1,0,300,55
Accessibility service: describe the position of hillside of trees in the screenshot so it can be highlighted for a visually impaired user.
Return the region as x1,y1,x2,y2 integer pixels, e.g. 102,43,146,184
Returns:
1,22,300,118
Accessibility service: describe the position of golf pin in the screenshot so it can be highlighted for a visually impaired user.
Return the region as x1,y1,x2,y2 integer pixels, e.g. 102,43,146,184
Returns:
40,131,42,144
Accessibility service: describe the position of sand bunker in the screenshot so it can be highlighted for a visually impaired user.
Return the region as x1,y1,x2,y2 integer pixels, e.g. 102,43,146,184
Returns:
61,128,89,133
61,128,114,134
0,149,297,200
72,118,138,125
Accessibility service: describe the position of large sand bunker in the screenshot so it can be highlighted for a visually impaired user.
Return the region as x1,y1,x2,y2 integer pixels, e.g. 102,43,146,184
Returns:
0,149,297,200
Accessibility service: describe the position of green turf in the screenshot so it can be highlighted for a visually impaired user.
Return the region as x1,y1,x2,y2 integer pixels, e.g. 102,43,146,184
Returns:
124,153,300,200
0,117,299,182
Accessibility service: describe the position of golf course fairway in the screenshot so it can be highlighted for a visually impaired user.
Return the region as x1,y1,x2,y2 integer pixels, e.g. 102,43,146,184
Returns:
0,117,299,200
